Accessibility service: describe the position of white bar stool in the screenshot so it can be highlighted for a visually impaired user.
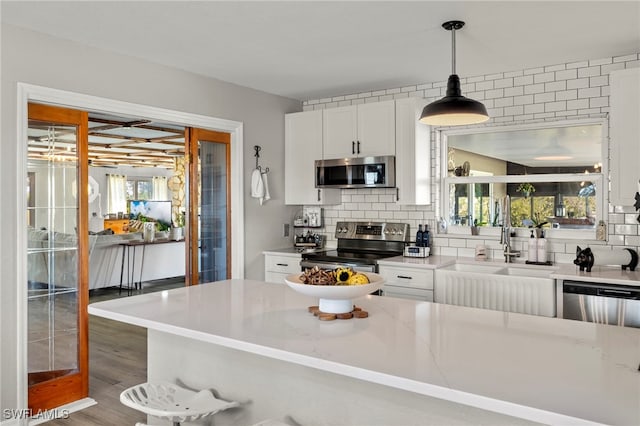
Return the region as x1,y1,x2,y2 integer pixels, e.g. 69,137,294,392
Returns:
120,381,239,426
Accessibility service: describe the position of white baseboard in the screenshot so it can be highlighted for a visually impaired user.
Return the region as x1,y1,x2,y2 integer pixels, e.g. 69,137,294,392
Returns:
28,398,97,425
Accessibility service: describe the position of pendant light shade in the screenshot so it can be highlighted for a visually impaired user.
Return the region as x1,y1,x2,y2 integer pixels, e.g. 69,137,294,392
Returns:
420,21,489,126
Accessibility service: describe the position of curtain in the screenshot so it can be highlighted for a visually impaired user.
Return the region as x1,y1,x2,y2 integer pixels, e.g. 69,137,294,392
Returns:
107,174,127,214
152,176,168,200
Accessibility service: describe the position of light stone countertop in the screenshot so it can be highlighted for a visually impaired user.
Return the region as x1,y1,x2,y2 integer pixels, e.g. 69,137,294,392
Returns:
89,279,640,426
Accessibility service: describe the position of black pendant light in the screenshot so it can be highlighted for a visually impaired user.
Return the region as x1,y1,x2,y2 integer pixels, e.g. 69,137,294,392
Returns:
420,21,489,126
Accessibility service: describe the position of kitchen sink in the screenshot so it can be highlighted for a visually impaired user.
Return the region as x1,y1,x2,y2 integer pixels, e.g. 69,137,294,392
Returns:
498,267,554,278
439,263,504,274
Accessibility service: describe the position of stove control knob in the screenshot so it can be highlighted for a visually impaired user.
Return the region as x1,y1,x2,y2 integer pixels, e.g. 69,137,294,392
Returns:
390,228,397,235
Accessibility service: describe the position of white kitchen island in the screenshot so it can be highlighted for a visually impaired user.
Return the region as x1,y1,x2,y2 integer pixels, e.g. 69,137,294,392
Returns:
88,279,640,426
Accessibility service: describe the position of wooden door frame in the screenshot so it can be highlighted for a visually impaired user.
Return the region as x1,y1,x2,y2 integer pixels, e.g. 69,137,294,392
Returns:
26,103,90,411
186,128,232,285
15,83,245,413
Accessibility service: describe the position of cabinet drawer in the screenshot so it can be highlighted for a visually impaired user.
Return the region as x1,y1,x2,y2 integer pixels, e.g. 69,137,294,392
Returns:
265,271,290,284
378,266,434,290
265,255,300,274
383,286,433,302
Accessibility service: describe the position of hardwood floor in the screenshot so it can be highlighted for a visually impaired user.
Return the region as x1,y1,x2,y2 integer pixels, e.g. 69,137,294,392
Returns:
46,278,184,425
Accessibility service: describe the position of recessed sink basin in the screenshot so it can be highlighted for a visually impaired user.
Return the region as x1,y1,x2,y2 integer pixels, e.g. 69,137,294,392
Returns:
498,267,553,278
440,263,505,274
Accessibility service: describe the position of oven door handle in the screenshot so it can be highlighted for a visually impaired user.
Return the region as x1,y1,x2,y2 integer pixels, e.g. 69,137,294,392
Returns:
300,259,375,273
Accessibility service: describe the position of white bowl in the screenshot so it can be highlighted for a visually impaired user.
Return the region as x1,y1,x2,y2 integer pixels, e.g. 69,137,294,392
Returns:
284,272,384,314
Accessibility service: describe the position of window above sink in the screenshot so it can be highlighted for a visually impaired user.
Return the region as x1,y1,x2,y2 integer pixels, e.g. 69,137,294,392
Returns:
439,118,607,240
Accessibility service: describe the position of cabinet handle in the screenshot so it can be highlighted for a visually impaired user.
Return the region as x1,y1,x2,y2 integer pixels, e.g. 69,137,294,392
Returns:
357,141,360,154
317,189,321,202
396,188,400,201
352,141,355,154
276,263,289,267
397,275,413,279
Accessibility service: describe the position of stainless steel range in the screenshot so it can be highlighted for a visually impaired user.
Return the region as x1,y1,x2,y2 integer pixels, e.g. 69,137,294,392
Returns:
300,221,409,273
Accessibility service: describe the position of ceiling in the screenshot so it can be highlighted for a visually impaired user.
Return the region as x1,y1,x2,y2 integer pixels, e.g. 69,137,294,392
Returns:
28,112,185,169
2,1,639,101
11,1,640,168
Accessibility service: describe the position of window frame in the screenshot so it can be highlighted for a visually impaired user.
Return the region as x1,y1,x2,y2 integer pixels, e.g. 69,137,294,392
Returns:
439,118,608,241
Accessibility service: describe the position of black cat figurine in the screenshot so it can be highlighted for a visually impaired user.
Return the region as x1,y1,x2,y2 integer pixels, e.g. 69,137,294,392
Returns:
574,246,638,272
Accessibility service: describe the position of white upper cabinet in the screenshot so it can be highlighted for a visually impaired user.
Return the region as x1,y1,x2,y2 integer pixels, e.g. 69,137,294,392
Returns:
610,67,640,206
285,110,341,205
395,98,431,205
323,100,395,159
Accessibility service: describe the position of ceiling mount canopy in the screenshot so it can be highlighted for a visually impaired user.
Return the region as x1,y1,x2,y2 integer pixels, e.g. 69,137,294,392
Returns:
419,20,489,126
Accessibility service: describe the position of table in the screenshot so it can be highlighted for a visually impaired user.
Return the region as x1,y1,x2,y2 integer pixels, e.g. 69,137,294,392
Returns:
118,238,183,295
89,279,640,425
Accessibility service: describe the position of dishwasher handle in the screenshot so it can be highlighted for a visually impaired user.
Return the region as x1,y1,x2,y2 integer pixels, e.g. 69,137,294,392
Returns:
564,280,640,300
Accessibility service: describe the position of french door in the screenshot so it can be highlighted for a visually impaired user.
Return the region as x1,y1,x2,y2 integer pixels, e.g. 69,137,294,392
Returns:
186,128,231,285
26,103,89,410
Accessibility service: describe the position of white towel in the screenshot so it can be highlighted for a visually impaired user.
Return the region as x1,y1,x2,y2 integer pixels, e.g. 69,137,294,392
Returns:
261,171,271,205
251,168,264,200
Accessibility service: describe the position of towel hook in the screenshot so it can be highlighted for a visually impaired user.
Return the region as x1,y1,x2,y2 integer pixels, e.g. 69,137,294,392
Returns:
253,145,269,173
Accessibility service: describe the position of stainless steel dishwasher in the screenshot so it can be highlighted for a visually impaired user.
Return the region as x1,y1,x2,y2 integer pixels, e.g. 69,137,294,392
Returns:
562,280,640,328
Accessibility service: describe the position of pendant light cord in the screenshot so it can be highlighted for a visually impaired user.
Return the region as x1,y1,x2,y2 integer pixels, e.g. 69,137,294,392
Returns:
451,26,456,75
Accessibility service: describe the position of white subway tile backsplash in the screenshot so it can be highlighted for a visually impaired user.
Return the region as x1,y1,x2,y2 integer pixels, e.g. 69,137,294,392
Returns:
578,66,601,78
524,103,545,114
476,80,494,91
513,94,534,105
556,90,577,101
567,78,589,90
485,88,504,99
578,87,600,98
495,97,514,108
525,83,545,95
589,97,608,108
495,78,514,89
614,54,639,63
304,52,640,264
545,101,566,112
545,81,566,92
590,75,608,87
534,72,555,84
555,69,577,80
504,86,524,97
615,224,638,235
589,57,612,66
534,92,555,103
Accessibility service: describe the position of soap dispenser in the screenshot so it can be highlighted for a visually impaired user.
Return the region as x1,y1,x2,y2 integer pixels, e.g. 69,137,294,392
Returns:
528,230,538,263
537,230,547,264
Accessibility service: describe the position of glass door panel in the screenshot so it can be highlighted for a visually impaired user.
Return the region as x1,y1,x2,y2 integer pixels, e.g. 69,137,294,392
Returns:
27,103,88,411
187,128,231,284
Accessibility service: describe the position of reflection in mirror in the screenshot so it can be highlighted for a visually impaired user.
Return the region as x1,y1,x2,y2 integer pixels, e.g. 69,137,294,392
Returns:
447,123,602,176
449,180,598,230
443,120,605,234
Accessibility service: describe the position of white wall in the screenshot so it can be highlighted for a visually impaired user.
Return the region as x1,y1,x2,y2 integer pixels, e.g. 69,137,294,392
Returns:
1,24,300,416
303,53,640,262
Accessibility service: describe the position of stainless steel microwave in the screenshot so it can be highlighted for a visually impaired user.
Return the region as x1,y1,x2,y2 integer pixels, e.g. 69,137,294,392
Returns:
315,156,395,189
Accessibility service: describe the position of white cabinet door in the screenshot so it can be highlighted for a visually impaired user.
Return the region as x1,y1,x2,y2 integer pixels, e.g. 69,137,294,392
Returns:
285,110,341,205
378,264,434,301
356,100,396,157
323,101,395,159
322,106,358,159
264,253,301,283
610,68,640,206
395,98,431,205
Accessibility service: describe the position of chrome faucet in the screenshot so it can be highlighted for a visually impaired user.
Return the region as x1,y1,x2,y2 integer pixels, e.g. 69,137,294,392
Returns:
501,195,521,263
